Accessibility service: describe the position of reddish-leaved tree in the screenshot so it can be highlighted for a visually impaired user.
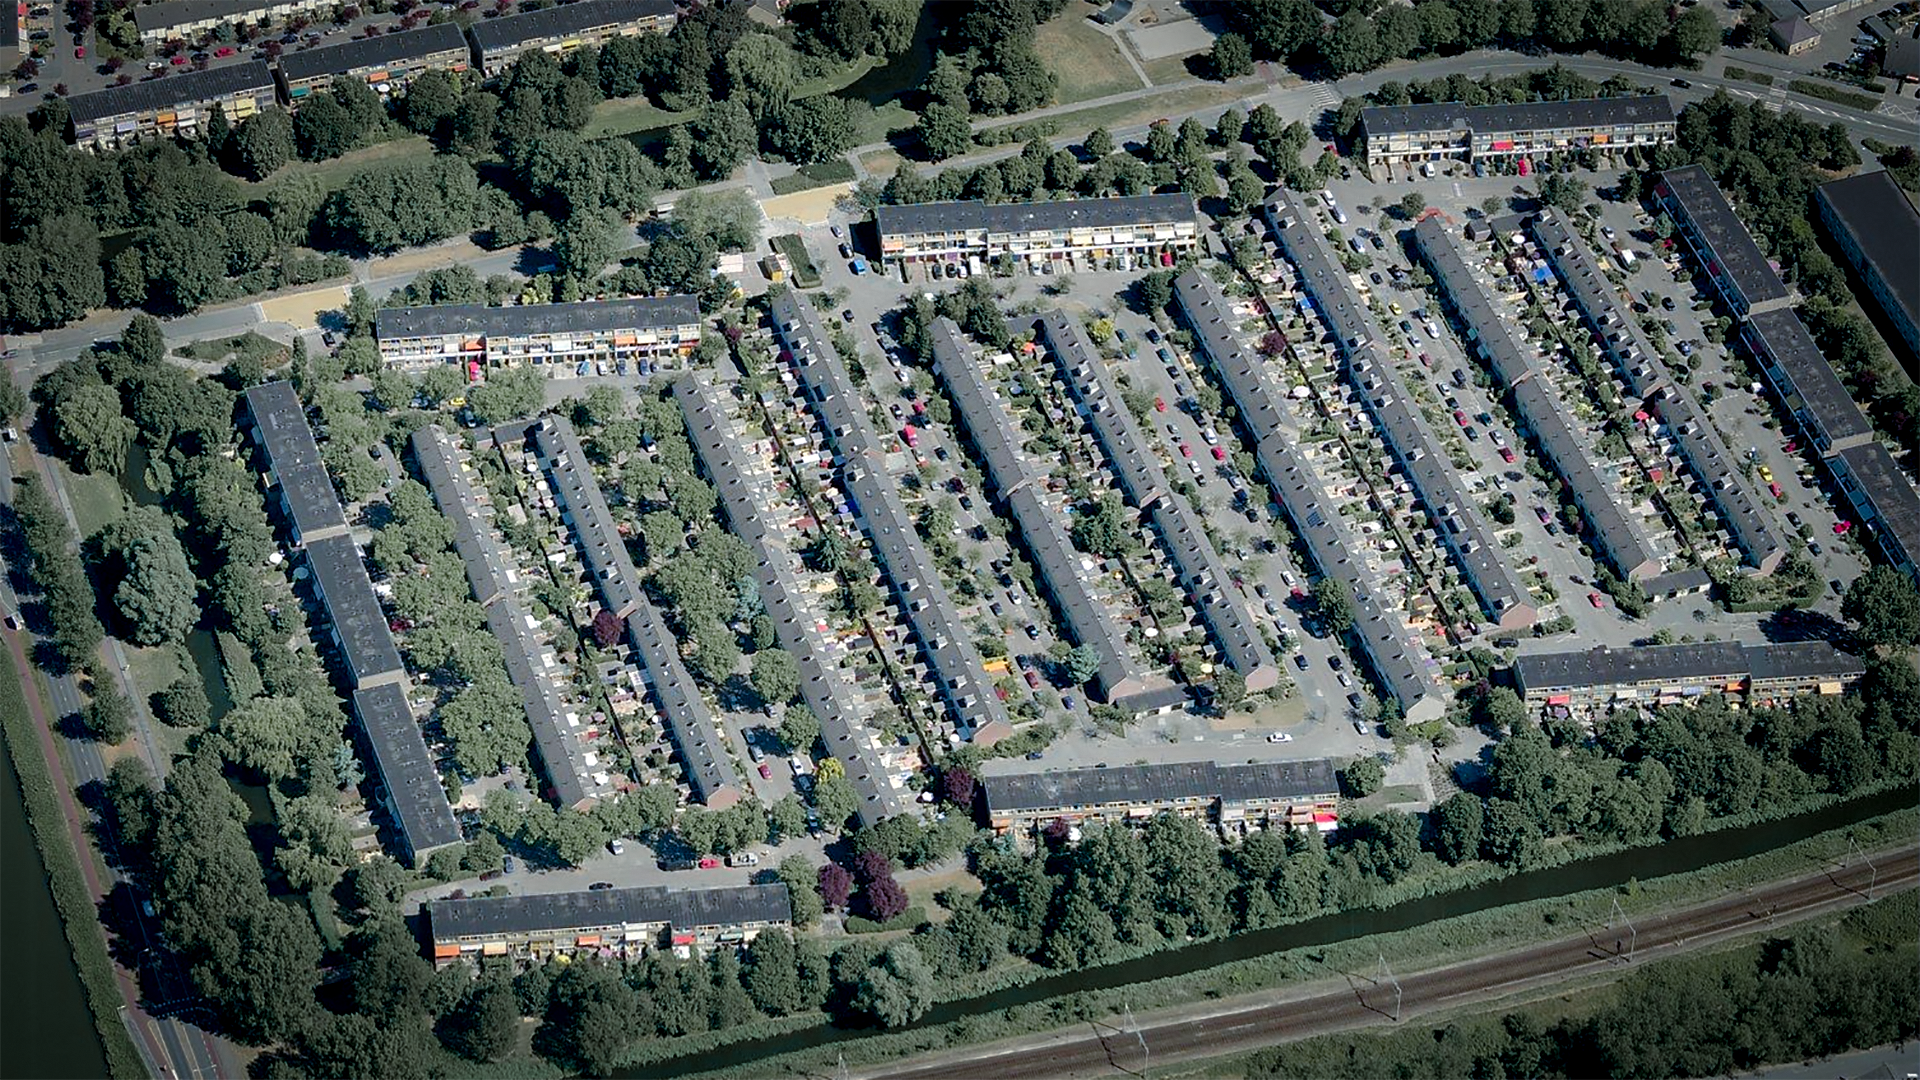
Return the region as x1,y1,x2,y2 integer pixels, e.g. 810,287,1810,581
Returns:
591,609,622,649
863,875,908,922
818,863,853,910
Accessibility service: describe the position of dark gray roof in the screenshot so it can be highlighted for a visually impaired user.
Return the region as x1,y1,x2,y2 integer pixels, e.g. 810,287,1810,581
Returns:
1530,211,1784,573
305,532,405,685
1263,196,1535,629
486,603,601,811
278,22,469,82
773,289,1012,743
1816,171,1920,342
1771,16,1820,44
929,317,1147,703
1836,442,1920,569
673,376,911,825
1742,307,1873,451
874,194,1196,240
67,61,272,123
468,0,675,52
1413,217,1660,581
624,603,737,805
1514,639,1861,693
1030,308,1277,686
1171,267,1444,719
411,425,518,608
1656,165,1792,310
528,416,643,617
351,681,461,862
376,295,699,340
244,381,347,542
132,1,278,34
2,11,17,49
1361,95,1674,138
984,759,1337,814
429,882,791,940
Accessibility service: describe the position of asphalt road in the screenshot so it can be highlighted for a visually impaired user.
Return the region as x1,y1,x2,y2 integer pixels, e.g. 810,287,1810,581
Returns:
867,848,1919,1080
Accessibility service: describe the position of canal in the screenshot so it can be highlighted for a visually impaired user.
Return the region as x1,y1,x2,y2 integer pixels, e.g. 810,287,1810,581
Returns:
618,783,1918,1078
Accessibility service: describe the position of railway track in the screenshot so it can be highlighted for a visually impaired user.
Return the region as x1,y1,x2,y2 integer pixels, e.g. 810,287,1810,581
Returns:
873,849,1918,1080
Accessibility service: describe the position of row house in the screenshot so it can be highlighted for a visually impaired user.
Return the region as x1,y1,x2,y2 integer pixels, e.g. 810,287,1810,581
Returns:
983,759,1340,836
1513,640,1864,711
374,296,702,377
428,884,792,967
276,22,470,103
874,194,1199,269
67,61,274,150
468,0,677,77
1359,96,1675,170
133,0,334,45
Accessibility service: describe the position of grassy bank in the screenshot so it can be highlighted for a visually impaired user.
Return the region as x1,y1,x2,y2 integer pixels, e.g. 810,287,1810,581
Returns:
623,805,1915,1077
0,648,148,1078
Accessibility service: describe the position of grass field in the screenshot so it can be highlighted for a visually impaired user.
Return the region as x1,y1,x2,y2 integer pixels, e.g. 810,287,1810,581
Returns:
246,135,432,200
1035,9,1145,104
1142,53,1205,86
177,330,287,366
58,464,126,542
123,644,185,709
583,96,696,141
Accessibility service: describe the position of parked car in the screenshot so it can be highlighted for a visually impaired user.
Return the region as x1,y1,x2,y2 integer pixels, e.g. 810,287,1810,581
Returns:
1024,669,1040,689
589,881,614,891
697,856,721,869
1024,623,1040,639
1267,732,1294,743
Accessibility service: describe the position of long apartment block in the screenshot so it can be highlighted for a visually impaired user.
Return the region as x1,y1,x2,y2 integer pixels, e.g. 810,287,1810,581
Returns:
1171,268,1447,724
1264,193,1538,632
412,426,614,812
428,882,791,967
771,290,1015,746
1513,639,1865,710
276,22,471,103
133,0,334,44
497,416,741,808
1030,309,1281,692
1413,217,1663,583
1653,166,1795,319
376,296,701,376
1528,210,1786,575
1816,171,1920,362
674,376,915,827
928,318,1161,709
240,383,460,867
1829,441,1920,580
67,61,275,151
983,759,1340,835
468,0,677,76
874,194,1199,269
1739,308,1874,456
1358,95,1675,171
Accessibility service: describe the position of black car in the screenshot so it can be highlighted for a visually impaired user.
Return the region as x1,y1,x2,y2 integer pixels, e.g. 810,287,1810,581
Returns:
1347,692,1365,709
1293,654,1310,670
1024,623,1041,640
589,881,615,891
1370,272,1384,285
841,309,854,323
1671,78,1692,88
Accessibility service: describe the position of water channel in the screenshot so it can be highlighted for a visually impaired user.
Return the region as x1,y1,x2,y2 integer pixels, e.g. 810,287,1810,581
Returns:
619,783,1918,1078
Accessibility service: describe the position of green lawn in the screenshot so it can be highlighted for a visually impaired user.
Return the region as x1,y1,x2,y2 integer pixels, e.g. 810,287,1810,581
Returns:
1142,53,1206,86
1035,7,1145,104
124,643,185,706
177,331,287,366
770,160,859,196
584,96,696,141
57,464,127,542
245,135,434,199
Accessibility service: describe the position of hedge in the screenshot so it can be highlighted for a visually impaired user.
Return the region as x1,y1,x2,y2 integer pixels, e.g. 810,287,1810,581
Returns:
769,234,822,289
1788,80,1881,111
845,906,927,934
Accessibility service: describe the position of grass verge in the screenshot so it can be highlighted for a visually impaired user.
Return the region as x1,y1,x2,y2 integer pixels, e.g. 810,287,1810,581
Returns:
770,160,858,196
1034,7,1146,103
176,330,288,366
1723,66,1774,87
57,462,128,543
0,648,148,1078
845,906,926,934
1788,79,1882,110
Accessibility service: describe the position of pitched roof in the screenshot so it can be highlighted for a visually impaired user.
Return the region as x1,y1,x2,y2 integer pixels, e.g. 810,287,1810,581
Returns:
874,194,1196,240
467,0,675,52
375,296,700,340
67,61,273,123
351,682,462,860
429,882,791,940
277,22,469,82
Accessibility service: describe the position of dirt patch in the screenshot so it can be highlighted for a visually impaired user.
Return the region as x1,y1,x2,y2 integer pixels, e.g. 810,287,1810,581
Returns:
258,286,350,330
761,183,853,227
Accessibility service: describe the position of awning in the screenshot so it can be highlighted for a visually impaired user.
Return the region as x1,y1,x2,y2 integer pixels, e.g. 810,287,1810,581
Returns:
576,935,601,947
433,943,460,958
482,942,508,956
1546,694,1571,706
671,933,695,945
1489,140,1514,151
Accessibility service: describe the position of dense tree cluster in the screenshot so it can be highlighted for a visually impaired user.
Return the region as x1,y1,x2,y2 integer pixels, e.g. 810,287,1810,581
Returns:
911,0,1066,160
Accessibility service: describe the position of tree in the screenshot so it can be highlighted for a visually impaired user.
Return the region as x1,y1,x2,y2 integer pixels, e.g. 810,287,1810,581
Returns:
750,648,800,710
779,855,825,927
743,929,802,1016
916,101,973,162
1429,793,1485,864
112,524,198,646
121,313,167,365
1480,797,1541,867
1399,191,1428,218
1060,644,1102,687
53,382,133,474
1539,172,1588,216
446,972,519,1062
83,686,133,743
767,94,860,165
1480,686,1526,732
1211,31,1254,78
1314,576,1355,634
851,942,935,1027
818,862,853,910
401,69,461,137
155,673,211,729
322,157,479,254
1844,566,1920,649
553,210,618,284
1214,667,1248,708
1340,756,1384,797
232,106,294,180
778,702,821,754
1084,126,1115,158
863,874,909,921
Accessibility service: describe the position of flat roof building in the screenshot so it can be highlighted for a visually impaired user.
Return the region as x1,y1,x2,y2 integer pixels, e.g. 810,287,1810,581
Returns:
1815,171,1920,363
928,318,1156,708
1359,96,1675,170
276,22,471,103
468,0,677,76
674,376,914,826
132,0,333,43
1739,307,1875,455
1413,216,1663,582
350,682,463,867
1654,165,1794,319
875,194,1199,268
1831,441,1920,581
428,882,790,966
1170,268,1447,724
242,381,349,546
1030,308,1281,691
983,759,1340,834
1264,193,1538,631
375,296,702,376
773,289,1014,746
1513,639,1864,710
68,60,275,150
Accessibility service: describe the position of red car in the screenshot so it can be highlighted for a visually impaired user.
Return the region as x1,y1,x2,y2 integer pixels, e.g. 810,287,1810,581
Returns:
1024,669,1040,689
170,55,188,65
1154,396,1166,412
697,856,720,869
1588,592,1605,608
1211,446,1226,461
1453,409,1468,426
1770,482,1785,500
758,762,772,779
213,46,234,57
75,46,86,59
1499,446,1516,463
1179,443,1193,457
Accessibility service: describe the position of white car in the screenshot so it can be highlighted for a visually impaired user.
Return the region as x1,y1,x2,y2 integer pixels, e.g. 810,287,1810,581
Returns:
1267,732,1294,743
